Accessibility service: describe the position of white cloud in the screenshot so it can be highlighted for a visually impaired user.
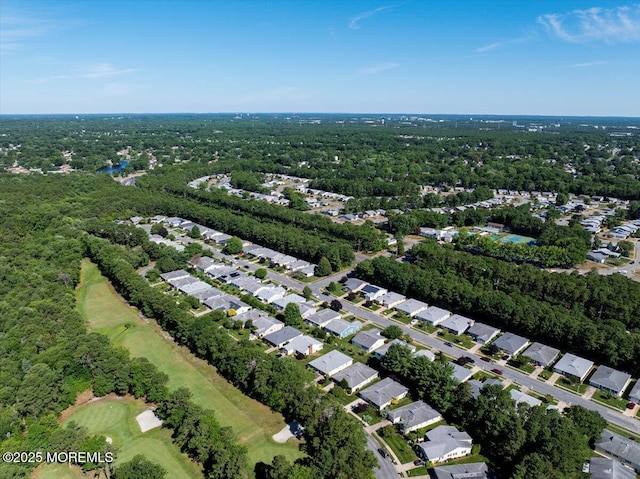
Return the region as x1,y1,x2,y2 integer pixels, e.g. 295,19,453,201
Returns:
76,63,139,79
475,36,533,53
351,62,400,79
0,6,79,54
538,4,640,43
566,60,608,68
349,5,396,30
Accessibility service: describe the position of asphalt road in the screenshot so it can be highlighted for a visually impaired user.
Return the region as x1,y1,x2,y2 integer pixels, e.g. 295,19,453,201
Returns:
365,432,398,479
176,233,640,435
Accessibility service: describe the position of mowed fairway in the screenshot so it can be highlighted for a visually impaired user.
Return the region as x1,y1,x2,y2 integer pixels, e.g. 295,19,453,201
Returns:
36,396,202,479
76,259,303,466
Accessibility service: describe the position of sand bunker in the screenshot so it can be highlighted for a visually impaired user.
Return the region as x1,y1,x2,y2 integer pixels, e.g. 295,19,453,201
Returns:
136,409,163,432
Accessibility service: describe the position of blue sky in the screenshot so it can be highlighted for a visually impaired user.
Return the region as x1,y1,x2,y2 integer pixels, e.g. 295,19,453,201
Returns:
1,0,639,115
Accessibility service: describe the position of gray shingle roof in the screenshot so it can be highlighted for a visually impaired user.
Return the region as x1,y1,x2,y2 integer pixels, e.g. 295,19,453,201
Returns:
387,400,442,431
262,326,302,347
521,342,560,367
351,329,385,351
466,322,500,343
359,378,409,409
333,363,379,390
589,366,632,395
596,429,640,473
432,462,491,479
554,353,594,380
308,350,353,376
589,457,636,479
492,332,529,356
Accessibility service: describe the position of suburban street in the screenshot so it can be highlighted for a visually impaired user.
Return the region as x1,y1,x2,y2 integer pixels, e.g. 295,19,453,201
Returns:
364,433,398,479
176,232,640,436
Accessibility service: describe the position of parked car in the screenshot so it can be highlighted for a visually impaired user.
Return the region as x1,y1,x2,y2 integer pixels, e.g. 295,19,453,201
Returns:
627,402,636,410
491,368,504,375
481,356,491,362
378,448,389,458
413,459,425,466
444,342,453,347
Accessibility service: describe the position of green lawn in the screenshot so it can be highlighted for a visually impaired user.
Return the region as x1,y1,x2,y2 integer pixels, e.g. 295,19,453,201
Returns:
76,260,303,468
45,397,202,479
380,428,417,464
538,369,553,381
438,331,474,349
407,465,428,477
393,314,412,325
33,463,85,479
555,377,588,395
592,390,628,411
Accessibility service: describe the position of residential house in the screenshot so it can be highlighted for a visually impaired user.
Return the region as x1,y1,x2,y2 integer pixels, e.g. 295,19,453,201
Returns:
359,378,409,410
416,306,451,326
466,323,500,345
324,318,363,338
451,363,474,383
628,382,640,404
297,302,317,319
416,425,473,464
191,287,225,303
203,295,251,315
189,256,218,272
160,269,191,282
250,316,283,338
596,429,640,473
522,342,560,367
414,349,436,361
282,335,323,357
589,457,635,479
554,353,595,382
362,284,388,302
440,314,474,336
588,252,608,263
287,259,311,272
229,276,264,295
510,390,542,408
432,463,492,479
344,278,368,293
306,309,341,328
272,294,306,311
387,400,443,434
333,363,379,392
263,326,303,349
308,350,353,376
589,366,632,397
179,280,212,296
395,298,429,317
167,276,198,290
374,339,416,360
255,286,286,304
206,265,237,281
468,379,503,399
351,329,386,353
492,333,530,356
377,291,407,309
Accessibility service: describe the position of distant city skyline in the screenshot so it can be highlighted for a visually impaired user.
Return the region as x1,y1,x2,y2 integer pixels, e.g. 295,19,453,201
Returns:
1,0,639,116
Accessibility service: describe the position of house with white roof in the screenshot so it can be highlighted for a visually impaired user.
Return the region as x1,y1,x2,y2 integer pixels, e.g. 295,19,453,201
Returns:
272,294,306,311
359,378,409,410
306,309,341,328
510,390,542,408
450,363,474,383
374,339,416,360
387,400,442,434
440,314,474,336
395,298,429,317
160,269,191,282
308,350,353,376
377,291,407,308
589,366,632,397
282,335,323,357
203,295,251,315
333,363,379,392
589,457,636,479
416,425,473,464
416,306,451,325
255,286,287,303
554,353,595,382
351,329,386,353
191,287,225,303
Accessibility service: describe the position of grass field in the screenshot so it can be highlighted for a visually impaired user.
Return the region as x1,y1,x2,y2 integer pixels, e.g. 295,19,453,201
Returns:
75,259,303,467
38,396,203,479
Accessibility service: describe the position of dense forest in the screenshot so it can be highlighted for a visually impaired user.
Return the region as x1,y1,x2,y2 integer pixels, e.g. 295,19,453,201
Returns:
2,114,640,199
355,240,640,374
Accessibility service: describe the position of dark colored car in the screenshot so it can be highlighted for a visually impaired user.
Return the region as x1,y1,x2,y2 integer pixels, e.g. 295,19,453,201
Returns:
378,448,388,458
628,402,636,409
413,459,425,466
481,356,491,362
444,342,453,347
491,368,504,375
